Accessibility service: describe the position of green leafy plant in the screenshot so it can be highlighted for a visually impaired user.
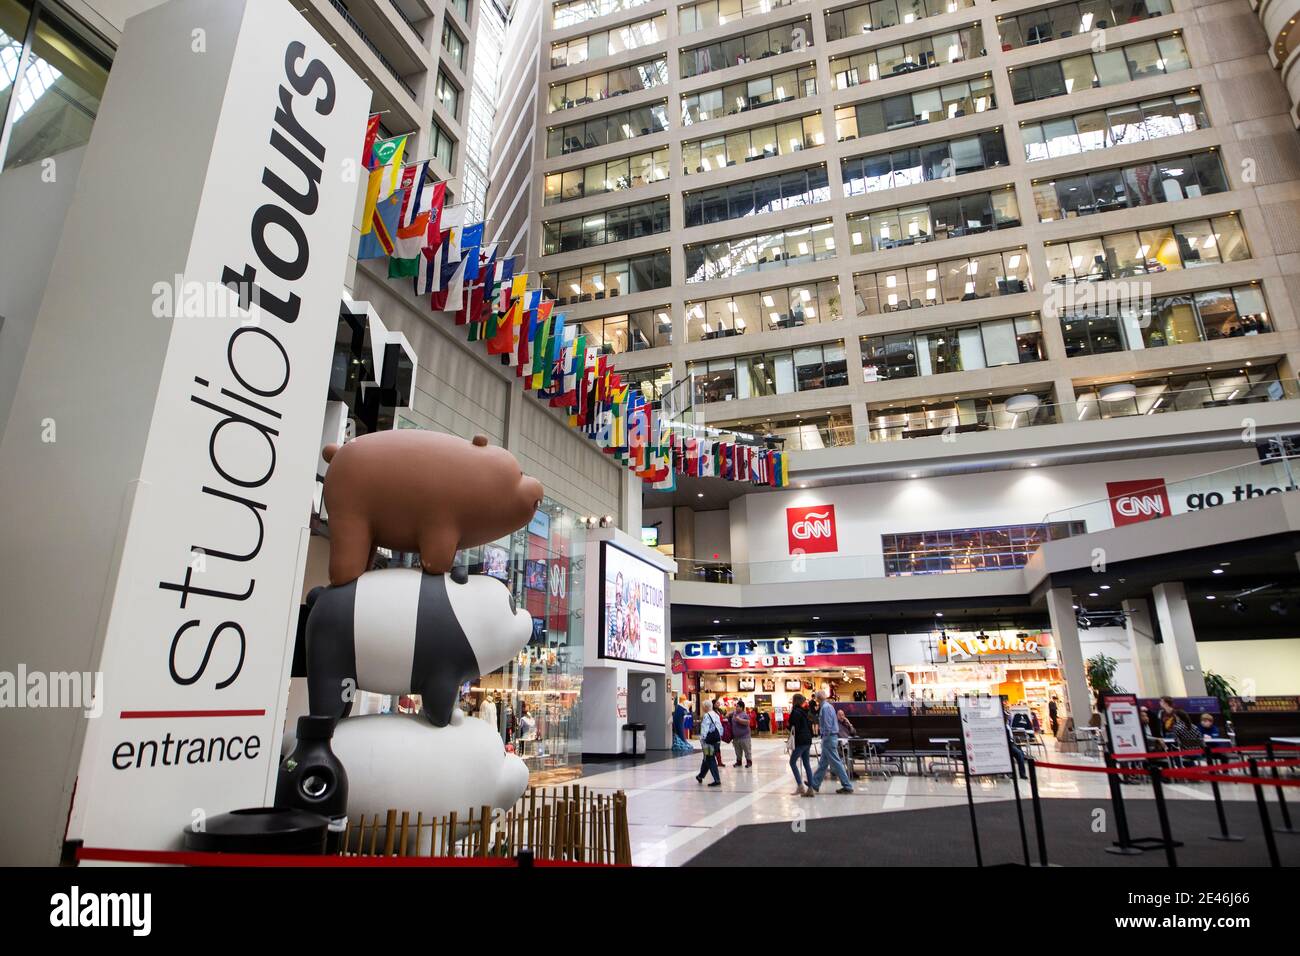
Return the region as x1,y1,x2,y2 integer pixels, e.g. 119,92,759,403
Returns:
1203,670,1237,713
1086,653,1123,697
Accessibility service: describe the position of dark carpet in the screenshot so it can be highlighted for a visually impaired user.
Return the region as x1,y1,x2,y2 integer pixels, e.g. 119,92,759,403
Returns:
686,797,1300,867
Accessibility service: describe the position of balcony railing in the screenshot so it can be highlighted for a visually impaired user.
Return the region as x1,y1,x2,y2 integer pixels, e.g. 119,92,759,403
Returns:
328,0,418,99
669,455,1300,587
709,378,1300,451
388,0,423,41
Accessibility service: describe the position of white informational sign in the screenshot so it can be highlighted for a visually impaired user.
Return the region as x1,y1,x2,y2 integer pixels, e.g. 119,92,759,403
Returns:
70,0,370,852
601,542,667,666
1104,694,1145,757
958,696,1013,775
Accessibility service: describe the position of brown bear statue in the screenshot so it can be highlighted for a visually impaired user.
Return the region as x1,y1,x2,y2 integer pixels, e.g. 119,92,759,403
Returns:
321,430,543,586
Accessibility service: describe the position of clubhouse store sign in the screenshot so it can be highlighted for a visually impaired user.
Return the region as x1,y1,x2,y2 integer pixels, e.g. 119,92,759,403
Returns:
678,637,872,671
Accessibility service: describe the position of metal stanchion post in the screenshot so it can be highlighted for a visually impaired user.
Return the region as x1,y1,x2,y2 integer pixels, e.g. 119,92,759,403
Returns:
1149,765,1179,867
961,749,983,868
1266,742,1297,834
1104,753,1143,856
1028,758,1048,867
1249,758,1281,867
1206,744,1243,842
1009,759,1031,868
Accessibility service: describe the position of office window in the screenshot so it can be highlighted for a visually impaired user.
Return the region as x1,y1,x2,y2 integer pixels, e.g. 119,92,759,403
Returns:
544,147,669,204
551,13,666,68
997,0,1173,52
1009,34,1190,104
830,22,984,90
451,0,470,20
684,221,835,282
688,342,847,402
842,130,1008,195
541,251,672,303
541,198,670,255
681,64,817,125
436,71,461,120
686,280,841,340
442,21,466,70
1021,91,1207,161
580,307,671,353
854,249,1031,315
682,114,822,173
861,316,1041,381
546,102,670,157
431,121,454,169
1033,150,1231,224
1061,280,1267,356
825,0,974,41
684,165,828,226
548,57,670,112
680,18,812,79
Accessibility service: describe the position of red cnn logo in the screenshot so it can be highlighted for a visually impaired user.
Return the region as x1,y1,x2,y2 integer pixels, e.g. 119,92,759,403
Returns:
787,505,839,554
1106,479,1171,526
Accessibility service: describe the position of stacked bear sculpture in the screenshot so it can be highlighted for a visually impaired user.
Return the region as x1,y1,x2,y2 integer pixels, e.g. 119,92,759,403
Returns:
280,430,540,835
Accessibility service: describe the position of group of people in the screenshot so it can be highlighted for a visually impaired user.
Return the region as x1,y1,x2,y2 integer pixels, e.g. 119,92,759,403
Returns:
1139,696,1223,750
686,691,856,795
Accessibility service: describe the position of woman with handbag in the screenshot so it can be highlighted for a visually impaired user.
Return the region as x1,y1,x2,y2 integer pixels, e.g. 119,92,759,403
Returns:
697,699,725,786
787,693,814,796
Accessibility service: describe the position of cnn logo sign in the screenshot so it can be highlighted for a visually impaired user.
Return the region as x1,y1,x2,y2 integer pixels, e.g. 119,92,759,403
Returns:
1106,479,1171,527
787,504,839,554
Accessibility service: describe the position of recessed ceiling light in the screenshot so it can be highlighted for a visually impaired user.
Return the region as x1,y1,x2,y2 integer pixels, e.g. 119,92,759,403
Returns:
697,493,704,498
935,612,944,617
813,616,820,620
713,619,720,624
1206,595,1217,601
1088,592,1099,597
1099,585,1110,590
1212,568,1224,575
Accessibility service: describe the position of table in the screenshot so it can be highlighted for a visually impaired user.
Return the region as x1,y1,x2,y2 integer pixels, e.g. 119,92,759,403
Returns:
929,737,962,776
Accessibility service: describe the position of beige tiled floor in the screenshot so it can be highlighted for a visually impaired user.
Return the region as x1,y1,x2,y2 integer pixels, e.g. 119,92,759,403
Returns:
579,738,1249,867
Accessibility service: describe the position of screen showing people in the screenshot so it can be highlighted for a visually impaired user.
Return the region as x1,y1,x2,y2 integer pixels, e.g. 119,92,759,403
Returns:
602,543,666,666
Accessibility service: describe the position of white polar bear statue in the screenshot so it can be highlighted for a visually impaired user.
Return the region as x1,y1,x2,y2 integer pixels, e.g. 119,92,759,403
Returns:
330,710,529,851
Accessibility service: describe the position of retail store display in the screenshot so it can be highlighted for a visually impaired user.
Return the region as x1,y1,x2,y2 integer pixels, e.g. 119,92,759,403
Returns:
304,568,531,727
320,430,544,584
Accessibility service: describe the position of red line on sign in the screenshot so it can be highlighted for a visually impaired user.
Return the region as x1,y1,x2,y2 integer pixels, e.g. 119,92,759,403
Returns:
119,709,266,719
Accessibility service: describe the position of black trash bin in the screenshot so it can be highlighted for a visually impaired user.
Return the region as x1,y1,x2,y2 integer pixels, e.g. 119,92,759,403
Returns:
183,807,331,855
622,722,647,757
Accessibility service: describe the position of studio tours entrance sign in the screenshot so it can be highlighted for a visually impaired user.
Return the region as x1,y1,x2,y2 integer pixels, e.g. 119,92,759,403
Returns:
0,0,369,860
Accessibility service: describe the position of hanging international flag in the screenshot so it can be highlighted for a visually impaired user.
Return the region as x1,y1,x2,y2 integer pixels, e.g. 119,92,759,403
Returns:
358,183,404,259
371,135,408,199
389,165,432,278
361,113,380,168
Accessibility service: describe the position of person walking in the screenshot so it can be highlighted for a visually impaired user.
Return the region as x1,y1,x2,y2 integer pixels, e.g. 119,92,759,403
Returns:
697,698,725,787
787,693,814,795
808,690,854,795
731,700,753,768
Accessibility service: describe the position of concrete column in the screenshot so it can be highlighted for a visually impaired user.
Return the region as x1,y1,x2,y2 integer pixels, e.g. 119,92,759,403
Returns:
869,633,892,700
619,470,642,535
1046,587,1093,724
673,505,696,567
1152,582,1207,696
1121,598,1162,695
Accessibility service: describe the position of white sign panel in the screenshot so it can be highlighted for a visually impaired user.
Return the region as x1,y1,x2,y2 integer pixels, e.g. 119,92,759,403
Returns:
601,542,667,666
958,696,1013,775
72,0,369,852
1104,695,1145,757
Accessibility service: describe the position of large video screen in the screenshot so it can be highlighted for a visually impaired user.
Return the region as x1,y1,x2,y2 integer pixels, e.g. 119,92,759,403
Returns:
601,542,667,666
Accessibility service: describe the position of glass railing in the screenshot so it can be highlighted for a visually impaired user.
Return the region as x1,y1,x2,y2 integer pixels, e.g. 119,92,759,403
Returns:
1041,454,1300,533
719,378,1300,450
671,454,1300,587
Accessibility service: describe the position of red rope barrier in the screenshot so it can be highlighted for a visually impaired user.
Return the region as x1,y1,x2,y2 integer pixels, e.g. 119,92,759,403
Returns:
1159,768,1300,788
1112,748,1206,761
1030,760,1135,775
